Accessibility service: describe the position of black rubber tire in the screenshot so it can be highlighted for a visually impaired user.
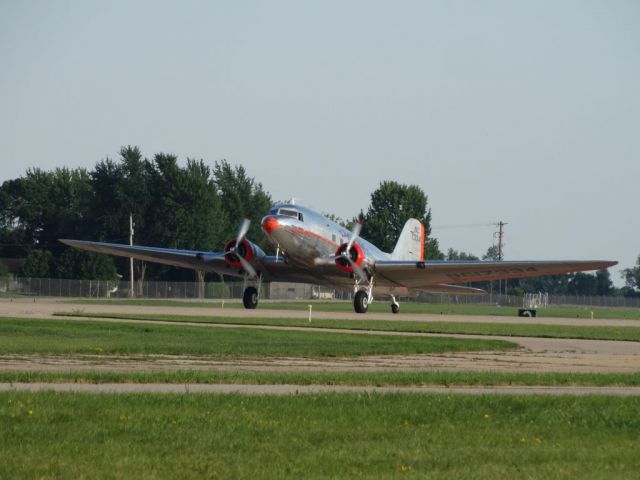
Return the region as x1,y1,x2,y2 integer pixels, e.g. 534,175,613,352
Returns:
353,290,369,314
243,286,259,309
391,303,400,314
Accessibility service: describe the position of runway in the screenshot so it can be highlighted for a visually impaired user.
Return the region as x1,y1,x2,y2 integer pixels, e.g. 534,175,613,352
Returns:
2,297,639,327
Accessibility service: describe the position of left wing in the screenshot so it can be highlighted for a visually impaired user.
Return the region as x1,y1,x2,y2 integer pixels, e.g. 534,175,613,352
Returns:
59,239,233,274
60,239,336,282
373,259,618,290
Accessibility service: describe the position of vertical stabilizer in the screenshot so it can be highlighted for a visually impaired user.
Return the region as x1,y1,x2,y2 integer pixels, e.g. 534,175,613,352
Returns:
391,219,424,261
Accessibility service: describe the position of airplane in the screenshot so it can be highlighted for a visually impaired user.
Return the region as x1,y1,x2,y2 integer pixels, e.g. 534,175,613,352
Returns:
60,202,617,314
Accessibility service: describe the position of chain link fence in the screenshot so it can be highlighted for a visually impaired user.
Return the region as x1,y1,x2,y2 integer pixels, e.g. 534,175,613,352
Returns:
4,277,640,308
4,277,344,301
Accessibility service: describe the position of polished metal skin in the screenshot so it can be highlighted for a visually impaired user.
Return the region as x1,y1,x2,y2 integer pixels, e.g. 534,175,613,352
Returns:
60,202,617,313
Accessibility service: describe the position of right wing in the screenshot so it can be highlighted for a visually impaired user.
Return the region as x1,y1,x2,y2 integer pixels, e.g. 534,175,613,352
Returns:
418,284,487,295
373,259,618,289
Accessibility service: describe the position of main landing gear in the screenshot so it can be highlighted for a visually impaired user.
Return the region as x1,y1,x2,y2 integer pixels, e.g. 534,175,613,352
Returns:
243,286,259,309
352,278,401,315
391,295,400,314
353,290,369,313
242,274,262,310
352,276,373,314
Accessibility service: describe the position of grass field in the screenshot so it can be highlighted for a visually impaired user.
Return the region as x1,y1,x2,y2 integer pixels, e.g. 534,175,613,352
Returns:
61,311,640,342
0,317,514,356
1,391,638,479
64,298,640,320
3,370,640,387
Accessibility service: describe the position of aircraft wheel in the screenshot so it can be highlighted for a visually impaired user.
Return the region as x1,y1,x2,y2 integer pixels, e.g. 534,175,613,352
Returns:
391,303,400,314
353,290,369,314
243,286,259,309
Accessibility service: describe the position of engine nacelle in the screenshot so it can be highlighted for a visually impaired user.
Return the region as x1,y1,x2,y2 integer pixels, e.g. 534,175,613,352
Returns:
334,242,365,273
224,238,255,269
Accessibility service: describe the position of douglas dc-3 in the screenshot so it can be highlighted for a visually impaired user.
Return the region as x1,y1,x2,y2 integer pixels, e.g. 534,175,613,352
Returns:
61,203,616,314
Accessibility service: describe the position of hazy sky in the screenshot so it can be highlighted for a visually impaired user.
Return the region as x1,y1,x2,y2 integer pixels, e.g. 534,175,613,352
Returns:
1,1,638,284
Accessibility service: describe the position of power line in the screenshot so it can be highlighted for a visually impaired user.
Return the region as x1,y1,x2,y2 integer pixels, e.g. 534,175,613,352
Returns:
431,222,496,230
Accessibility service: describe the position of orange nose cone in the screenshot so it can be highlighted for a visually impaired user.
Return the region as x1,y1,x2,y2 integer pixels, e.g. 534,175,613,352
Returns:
261,216,281,234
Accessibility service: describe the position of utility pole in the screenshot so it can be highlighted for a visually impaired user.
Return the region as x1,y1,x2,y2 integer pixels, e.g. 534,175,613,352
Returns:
495,221,508,297
129,214,134,298
497,221,507,261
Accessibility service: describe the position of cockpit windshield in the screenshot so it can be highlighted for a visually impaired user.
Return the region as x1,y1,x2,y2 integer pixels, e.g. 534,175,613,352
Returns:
277,208,303,222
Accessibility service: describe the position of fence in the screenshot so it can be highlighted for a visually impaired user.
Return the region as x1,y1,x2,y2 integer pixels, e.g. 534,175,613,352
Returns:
5,277,640,308
5,277,343,302
414,291,640,308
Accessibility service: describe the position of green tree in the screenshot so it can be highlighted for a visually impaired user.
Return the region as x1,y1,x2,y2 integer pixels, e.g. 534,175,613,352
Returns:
567,273,597,295
1,148,274,282
482,245,500,261
360,181,443,259
88,147,153,282
595,269,614,296
54,249,118,280
21,250,54,278
0,262,9,279
446,249,479,261
213,160,272,249
622,255,640,294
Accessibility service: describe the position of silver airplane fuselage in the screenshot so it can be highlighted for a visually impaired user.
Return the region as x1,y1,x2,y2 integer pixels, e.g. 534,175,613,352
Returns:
260,203,389,267
259,204,410,298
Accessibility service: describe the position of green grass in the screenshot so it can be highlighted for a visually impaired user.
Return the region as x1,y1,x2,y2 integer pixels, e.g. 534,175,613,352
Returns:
64,298,640,319
1,391,639,479
61,311,640,342
0,317,514,356
2,370,640,387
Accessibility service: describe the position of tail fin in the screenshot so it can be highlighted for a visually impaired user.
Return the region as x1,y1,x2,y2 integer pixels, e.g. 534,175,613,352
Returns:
391,219,424,261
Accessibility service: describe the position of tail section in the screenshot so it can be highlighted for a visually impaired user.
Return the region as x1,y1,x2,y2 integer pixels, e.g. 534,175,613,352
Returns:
391,219,424,261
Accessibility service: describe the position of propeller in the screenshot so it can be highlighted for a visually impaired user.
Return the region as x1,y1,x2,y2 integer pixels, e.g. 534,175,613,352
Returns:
314,222,368,282
346,254,368,283
345,222,361,253
229,218,257,278
236,218,250,246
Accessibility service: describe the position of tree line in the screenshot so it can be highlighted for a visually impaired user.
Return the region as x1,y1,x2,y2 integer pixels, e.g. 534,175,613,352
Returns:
0,146,271,282
0,146,638,297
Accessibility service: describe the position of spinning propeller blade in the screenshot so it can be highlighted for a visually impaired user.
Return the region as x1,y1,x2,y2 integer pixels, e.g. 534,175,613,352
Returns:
236,218,251,248
230,218,257,278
